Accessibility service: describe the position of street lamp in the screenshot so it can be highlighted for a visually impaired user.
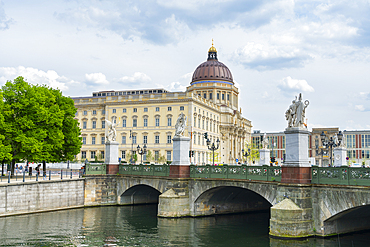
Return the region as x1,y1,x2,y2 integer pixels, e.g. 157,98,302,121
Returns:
206,138,220,165
320,131,343,167
137,144,147,164
242,147,251,165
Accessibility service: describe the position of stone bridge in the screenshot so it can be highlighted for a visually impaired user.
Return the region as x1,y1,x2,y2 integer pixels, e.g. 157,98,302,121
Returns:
84,175,370,238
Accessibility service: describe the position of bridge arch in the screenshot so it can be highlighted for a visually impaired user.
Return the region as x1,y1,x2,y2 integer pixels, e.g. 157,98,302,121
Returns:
193,186,272,216
189,180,278,216
117,177,168,205
322,204,370,235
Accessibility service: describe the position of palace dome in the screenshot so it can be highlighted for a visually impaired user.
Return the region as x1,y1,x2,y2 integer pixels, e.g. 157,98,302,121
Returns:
191,42,233,84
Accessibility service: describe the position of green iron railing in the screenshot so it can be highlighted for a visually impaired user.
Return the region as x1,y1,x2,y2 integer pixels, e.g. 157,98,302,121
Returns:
119,164,170,177
311,166,370,186
190,165,282,182
85,163,106,175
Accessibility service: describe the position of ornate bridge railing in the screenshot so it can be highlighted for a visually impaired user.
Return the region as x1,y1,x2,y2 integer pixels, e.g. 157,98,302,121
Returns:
119,164,170,177
86,163,106,175
311,166,370,186
190,165,282,182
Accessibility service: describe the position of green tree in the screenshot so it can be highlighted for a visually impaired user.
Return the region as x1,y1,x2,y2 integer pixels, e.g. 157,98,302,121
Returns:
146,150,153,163
1,77,81,175
242,142,259,165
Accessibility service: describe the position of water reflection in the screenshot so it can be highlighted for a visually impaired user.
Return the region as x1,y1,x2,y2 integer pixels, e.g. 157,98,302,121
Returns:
0,205,369,246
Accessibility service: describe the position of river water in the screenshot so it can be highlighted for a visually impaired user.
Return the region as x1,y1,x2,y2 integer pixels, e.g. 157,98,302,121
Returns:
0,205,369,246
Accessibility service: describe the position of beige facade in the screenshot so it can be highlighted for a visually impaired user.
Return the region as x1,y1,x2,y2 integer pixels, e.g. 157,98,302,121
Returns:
73,45,252,164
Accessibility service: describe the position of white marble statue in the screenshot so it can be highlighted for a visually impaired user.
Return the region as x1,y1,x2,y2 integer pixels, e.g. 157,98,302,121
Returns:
262,132,269,149
333,134,339,146
174,113,187,137
340,135,346,148
286,93,309,128
106,118,120,142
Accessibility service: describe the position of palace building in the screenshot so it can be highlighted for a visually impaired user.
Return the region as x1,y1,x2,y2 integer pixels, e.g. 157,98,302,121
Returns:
73,43,252,164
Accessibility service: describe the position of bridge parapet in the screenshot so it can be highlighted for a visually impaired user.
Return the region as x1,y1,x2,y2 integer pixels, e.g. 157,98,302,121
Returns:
311,166,370,186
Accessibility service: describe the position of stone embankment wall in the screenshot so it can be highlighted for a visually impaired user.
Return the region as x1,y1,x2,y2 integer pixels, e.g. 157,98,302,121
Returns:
0,179,84,217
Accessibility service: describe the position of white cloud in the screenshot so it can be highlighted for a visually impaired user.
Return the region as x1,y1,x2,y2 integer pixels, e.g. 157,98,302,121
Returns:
278,76,314,93
85,73,109,84
233,42,311,70
165,81,187,92
355,105,365,111
119,72,151,83
0,66,69,90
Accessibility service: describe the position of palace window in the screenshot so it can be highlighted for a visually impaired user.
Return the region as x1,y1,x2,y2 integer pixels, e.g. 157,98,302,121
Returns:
122,136,126,144
155,118,160,127
144,118,148,127
362,135,370,148
222,94,225,100
81,151,86,159
217,93,220,100
121,151,126,159
113,109,116,113
168,106,172,111
123,108,126,113
102,120,105,129
167,151,171,161
155,151,159,161
167,135,172,144
167,117,172,126
82,137,86,145
83,121,87,129
122,119,126,127
92,121,96,129
101,136,105,144
209,93,212,99
155,135,160,144
92,137,96,145
132,136,137,144
180,106,184,111
102,110,105,115
144,108,148,112
92,110,96,115
83,110,87,115
91,151,96,159
133,108,137,113
133,119,137,127
101,151,104,159
156,107,160,112
143,136,148,144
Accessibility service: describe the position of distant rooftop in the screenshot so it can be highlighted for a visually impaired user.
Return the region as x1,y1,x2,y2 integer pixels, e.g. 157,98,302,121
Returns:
91,88,170,97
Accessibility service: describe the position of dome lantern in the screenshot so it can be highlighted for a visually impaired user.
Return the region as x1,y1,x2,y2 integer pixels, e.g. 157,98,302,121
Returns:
207,39,217,61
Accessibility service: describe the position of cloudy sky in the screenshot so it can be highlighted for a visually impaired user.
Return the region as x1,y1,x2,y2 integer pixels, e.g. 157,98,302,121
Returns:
0,0,369,132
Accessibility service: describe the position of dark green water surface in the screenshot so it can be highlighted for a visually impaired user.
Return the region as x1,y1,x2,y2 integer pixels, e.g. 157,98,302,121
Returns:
0,205,369,246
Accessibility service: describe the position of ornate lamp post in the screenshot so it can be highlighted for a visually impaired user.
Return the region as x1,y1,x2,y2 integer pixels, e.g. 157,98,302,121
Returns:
206,138,220,165
242,147,251,165
320,131,343,167
137,144,147,164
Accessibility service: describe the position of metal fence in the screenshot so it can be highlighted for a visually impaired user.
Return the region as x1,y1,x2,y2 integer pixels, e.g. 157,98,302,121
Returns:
85,163,106,175
0,169,82,183
119,164,169,176
190,165,282,182
311,166,370,186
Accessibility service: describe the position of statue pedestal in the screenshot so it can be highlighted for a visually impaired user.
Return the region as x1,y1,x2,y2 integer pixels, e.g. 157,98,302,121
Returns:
170,137,190,178
105,141,119,174
333,147,347,167
281,127,311,184
259,149,270,166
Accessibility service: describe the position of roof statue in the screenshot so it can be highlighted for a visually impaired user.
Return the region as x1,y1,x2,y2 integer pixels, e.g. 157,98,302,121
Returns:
285,93,309,128
106,117,120,142
174,113,187,137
